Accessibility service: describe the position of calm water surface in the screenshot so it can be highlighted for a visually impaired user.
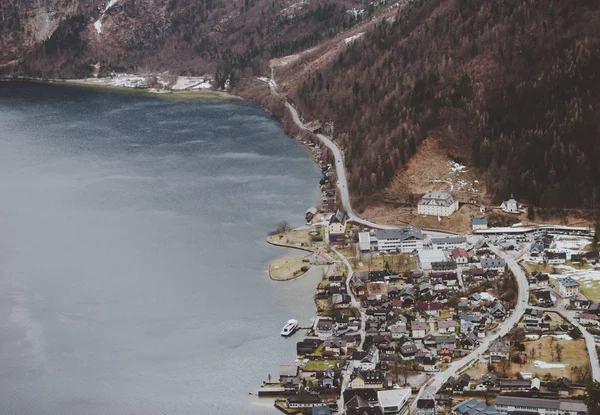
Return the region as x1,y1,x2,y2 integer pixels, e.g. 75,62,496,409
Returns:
0,82,321,414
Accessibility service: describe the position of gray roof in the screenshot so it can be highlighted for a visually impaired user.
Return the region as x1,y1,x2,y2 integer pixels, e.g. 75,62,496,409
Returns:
558,276,580,287
481,258,506,268
418,191,456,207
471,217,488,225
495,395,560,410
376,226,423,242
329,209,346,225
432,236,467,245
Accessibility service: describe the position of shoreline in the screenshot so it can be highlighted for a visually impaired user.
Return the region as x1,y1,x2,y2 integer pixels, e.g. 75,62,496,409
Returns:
0,76,242,100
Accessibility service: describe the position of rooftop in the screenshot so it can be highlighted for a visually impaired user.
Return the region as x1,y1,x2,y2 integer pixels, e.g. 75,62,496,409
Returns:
432,236,467,244
376,226,423,242
377,389,411,408
418,191,456,207
558,276,580,287
472,217,488,225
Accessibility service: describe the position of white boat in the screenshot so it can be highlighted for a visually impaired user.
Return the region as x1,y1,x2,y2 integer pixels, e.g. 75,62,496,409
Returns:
281,319,299,337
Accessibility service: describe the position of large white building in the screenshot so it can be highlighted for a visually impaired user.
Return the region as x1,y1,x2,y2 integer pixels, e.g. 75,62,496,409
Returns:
557,277,580,297
376,226,424,253
431,236,467,250
418,249,446,272
495,396,586,415
378,389,412,415
417,191,459,217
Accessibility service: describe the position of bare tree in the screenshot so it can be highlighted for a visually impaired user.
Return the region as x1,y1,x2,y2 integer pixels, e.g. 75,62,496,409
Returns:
500,358,511,375
555,343,564,362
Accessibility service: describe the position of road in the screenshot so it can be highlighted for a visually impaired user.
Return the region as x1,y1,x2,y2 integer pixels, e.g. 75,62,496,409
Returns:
409,247,530,413
331,246,366,411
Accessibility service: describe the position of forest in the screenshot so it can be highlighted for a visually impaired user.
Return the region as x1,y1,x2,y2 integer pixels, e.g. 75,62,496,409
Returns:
292,0,600,209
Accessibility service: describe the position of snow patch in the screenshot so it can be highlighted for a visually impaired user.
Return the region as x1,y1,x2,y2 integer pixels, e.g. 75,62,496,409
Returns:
171,76,212,91
542,334,573,341
102,0,119,13
520,372,534,379
345,33,364,44
533,360,568,369
94,19,102,34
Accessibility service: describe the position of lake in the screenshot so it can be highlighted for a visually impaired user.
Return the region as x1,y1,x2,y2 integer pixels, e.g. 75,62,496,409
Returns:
0,82,321,414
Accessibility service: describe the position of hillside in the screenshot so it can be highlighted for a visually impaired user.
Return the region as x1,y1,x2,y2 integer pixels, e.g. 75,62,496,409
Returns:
1,0,599,213
283,0,600,211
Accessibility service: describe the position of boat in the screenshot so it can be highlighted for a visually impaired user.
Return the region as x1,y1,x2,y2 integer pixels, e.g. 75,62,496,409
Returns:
281,319,299,337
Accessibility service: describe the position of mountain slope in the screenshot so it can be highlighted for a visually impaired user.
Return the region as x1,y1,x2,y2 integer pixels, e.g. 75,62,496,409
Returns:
285,0,600,210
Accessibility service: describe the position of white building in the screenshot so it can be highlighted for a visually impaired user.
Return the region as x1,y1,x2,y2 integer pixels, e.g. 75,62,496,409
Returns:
376,226,424,253
495,396,586,415
358,232,371,252
471,217,488,231
557,277,580,297
418,249,446,272
501,196,519,213
328,210,347,241
378,389,411,415
417,191,459,217
431,236,467,250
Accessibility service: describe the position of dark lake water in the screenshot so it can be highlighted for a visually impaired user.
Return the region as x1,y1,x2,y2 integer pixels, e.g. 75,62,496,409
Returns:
0,82,321,414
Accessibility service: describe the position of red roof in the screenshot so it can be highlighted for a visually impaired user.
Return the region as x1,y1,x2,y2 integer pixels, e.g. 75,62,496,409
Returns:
452,248,469,258
416,301,439,311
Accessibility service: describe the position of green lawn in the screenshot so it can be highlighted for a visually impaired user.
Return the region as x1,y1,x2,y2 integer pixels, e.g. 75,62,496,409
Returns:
352,253,416,273
302,359,340,371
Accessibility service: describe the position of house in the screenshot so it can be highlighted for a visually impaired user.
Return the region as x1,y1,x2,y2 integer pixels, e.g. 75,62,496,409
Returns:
452,248,469,264
441,374,470,394
489,337,510,362
420,356,438,372
530,241,545,257
431,261,458,273
501,196,519,213
416,301,440,317
545,251,567,264
432,236,467,250
571,296,591,309
358,346,380,371
389,322,408,339
437,319,456,333
286,393,325,409
471,217,488,231
306,207,318,222
399,338,418,360
557,277,580,297
376,226,424,253
498,378,532,393
475,373,498,391
579,313,600,326
495,396,587,415
297,339,322,355
480,258,506,273
435,335,456,352
377,389,411,415
328,210,347,241
316,319,334,338
350,370,384,389
548,377,573,396
461,333,478,350
418,191,459,217
279,364,299,384
351,278,367,297
416,398,436,415
411,321,427,339
536,290,554,307
532,272,550,286
489,301,507,319
459,314,481,333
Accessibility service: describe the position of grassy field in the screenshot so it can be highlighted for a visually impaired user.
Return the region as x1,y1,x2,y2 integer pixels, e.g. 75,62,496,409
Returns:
351,253,417,273
580,280,600,302
302,359,341,371
513,337,588,379
270,256,310,280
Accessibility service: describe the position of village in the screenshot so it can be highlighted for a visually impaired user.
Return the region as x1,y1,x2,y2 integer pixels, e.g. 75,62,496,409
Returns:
261,143,598,415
